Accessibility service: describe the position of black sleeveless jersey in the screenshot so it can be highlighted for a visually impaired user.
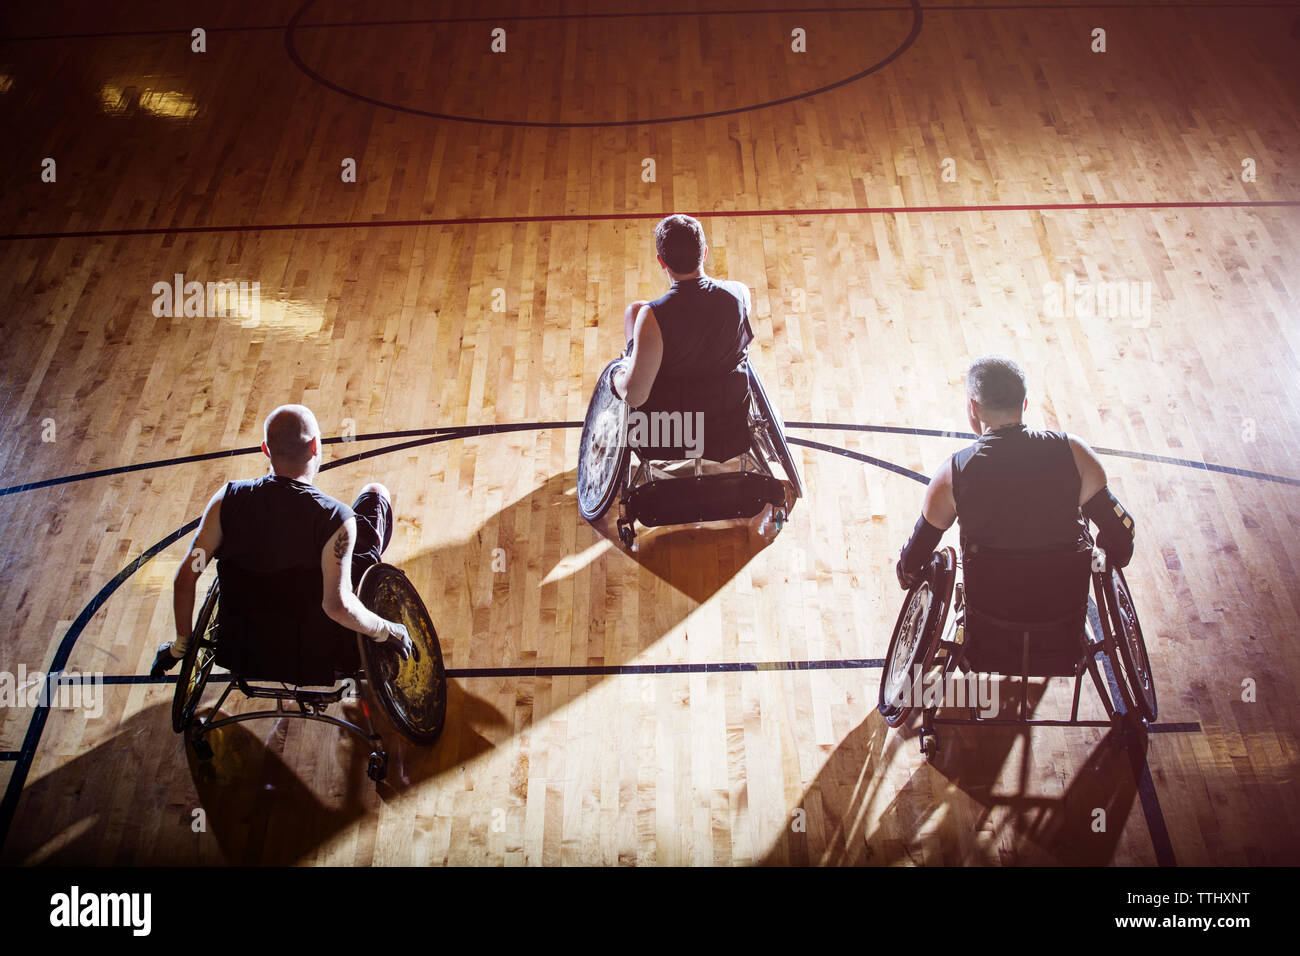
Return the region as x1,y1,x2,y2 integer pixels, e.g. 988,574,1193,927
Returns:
213,475,357,682
638,276,755,462
952,425,1090,553
216,474,352,573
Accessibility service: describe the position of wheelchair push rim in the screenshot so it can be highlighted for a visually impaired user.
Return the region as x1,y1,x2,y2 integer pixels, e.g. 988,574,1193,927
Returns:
878,547,956,726
1100,566,1158,721
356,563,448,745
171,579,220,734
577,358,631,522
745,360,804,502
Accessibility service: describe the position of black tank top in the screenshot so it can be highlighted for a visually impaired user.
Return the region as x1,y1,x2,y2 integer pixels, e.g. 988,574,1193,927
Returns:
638,276,755,462
952,425,1090,553
217,474,353,573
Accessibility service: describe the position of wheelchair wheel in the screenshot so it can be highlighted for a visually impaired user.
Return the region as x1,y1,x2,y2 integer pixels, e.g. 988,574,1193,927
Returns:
356,564,447,746
577,358,631,521
746,360,804,502
1099,567,1158,722
171,579,220,734
878,548,956,727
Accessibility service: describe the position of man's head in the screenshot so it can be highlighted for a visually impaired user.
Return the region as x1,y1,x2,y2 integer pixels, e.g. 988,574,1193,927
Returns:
262,404,322,479
965,355,1028,432
654,214,707,277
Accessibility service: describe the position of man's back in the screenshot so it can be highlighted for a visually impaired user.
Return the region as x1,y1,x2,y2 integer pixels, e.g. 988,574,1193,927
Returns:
215,475,358,682
952,424,1090,553
637,276,754,462
217,474,351,573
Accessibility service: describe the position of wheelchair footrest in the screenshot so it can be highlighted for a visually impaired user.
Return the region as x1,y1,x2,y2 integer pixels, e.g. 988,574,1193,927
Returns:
623,472,786,527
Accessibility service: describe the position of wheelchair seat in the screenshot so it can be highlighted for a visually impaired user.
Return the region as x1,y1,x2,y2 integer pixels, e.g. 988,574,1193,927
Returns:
960,547,1094,677
215,562,359,686
577,353,804,547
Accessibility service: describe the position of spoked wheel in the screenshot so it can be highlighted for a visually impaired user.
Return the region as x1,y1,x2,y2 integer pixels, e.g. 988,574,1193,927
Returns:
577,358,631,522
746,360,804,503
1097,567,1158,721
356,564,448,745
878,548,957,727
172,579,220,734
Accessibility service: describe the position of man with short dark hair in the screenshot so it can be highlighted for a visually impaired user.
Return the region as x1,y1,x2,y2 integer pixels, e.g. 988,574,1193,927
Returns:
150,404,411,676
613,214,756,463
896,356,1137,588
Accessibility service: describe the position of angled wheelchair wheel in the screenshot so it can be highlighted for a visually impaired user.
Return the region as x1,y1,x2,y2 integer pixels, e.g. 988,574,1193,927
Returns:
878,548,956,727
746,361,804,502
171,579,220,734
577,358,631,521
356,563,447,746
1099,567,1158,721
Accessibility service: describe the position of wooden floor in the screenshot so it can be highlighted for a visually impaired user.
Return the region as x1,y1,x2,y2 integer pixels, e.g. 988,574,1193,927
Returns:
1,0,1298,866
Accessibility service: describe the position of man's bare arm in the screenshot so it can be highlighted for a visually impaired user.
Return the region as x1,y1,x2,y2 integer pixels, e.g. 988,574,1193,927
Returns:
921,458,958,531
897,457,957,588
321,519,405,643
613,305,664,408
1068,434,1109,505
173,488,225,647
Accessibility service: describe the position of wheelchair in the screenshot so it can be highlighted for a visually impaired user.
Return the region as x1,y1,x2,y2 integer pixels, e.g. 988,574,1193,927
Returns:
576,354,804,547
171,561,447,782
878,545,1158,760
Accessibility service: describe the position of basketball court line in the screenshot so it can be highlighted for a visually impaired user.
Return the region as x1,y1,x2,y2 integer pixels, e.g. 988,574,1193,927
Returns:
4,421,1296,497
4,199,1299,243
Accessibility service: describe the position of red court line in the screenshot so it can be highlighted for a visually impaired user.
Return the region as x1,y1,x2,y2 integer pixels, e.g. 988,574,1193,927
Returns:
2,199,1297,242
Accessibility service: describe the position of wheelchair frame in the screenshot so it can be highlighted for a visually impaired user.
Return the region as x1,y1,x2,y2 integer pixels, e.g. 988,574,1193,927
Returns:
879,547,1158,760
577,354,804,548
171,563,446,782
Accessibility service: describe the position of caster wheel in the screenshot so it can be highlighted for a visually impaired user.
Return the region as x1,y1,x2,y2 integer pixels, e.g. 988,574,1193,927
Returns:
617,521,636,548
772,507,787,531
919,732,939,761
367,751,388,782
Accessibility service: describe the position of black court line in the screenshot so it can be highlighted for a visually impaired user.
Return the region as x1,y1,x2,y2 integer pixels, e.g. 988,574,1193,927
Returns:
0,753,18,761
0,423,1185,864
788,422,1300,488
283,0,922,128
7,421,1295,500
788,435,929,484
0,421,576,498
3,2,1296,42
5,199,1299,243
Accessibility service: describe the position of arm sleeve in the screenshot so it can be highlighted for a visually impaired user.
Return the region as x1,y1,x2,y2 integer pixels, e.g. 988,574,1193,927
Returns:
1081,486,1135,568
897,514,944,587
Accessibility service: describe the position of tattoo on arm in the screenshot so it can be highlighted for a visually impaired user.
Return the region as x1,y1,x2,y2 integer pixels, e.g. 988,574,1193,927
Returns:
333,532,348,564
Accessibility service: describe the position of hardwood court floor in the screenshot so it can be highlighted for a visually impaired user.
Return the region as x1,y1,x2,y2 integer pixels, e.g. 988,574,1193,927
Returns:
0,1,1298,865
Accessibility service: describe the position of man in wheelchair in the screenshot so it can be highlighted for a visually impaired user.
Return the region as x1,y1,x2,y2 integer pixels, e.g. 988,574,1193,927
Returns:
150,403,414,678
612,213,756,465
895,355,1136,587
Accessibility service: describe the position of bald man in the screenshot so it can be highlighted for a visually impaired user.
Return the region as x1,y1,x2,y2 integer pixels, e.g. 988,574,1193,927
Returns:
151,404,411,676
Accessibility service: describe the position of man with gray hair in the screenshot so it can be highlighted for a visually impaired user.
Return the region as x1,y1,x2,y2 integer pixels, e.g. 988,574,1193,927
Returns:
896,356,1137,587
151,404,411,676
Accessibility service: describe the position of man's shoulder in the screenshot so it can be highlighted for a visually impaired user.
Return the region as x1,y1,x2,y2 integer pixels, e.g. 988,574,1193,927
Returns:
708,277,749,303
